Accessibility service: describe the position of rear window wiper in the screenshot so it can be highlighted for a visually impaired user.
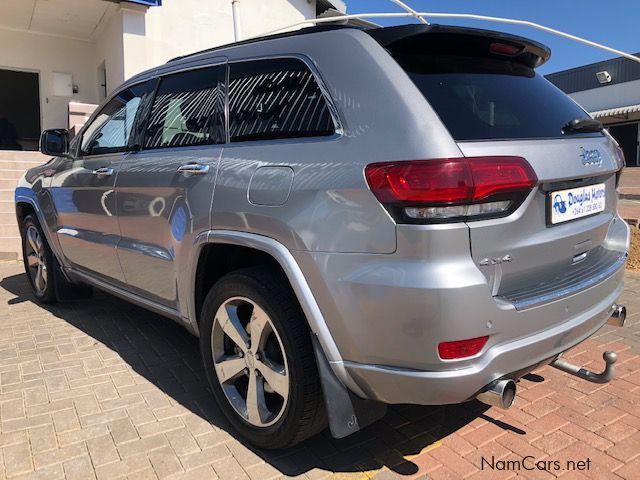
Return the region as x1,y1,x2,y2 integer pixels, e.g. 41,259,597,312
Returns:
562,118,604,135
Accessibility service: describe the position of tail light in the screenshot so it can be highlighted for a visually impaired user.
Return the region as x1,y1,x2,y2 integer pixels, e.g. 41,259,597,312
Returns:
438,336,489,360
365,156,537,223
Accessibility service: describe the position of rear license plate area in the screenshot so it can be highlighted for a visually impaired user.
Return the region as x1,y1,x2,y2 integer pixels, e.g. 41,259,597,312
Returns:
548,183,606,225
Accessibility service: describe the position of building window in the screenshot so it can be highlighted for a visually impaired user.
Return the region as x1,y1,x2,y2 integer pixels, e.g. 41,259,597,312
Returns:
80,81,154,156
144,66,226,149
228,58,335,142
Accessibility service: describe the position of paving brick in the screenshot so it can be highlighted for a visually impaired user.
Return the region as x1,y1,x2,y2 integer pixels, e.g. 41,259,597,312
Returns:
605,433,640,462
63,455,96,480
522,398,561,418
4,441,33,477
181,445,231,471
116,433,169,459
86,434,120,467
52,408,80,433
461,421,508,447
596,420,636,443
33,443,87,470
29,424,57,454
1,264,640,480
2,397,25,419
23,387,48,407
428,445,478,478
165,427,200,456
148,445,184,478
95,454,151,480
560,423,613,452
108,417,139,445
532,430,577,454
587,405,628,426
212,457,250,480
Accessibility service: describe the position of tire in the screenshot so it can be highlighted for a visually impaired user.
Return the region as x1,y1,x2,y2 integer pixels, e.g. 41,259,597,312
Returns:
21,214,57,303
199,266,327,449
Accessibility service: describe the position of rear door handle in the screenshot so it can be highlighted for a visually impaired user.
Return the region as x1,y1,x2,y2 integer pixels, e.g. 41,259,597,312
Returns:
177,163,210,176
92,167,114,177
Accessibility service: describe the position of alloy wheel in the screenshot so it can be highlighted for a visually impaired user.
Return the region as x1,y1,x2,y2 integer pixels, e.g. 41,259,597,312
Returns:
211,296,290,427
25,225,48,296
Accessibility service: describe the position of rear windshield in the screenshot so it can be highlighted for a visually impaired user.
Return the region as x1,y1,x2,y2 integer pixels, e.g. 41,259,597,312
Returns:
396,55,600,141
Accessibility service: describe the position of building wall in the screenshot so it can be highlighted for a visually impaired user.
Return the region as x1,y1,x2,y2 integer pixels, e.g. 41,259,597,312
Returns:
569,79,640,113
0,29,97,131
123,0,316,81
94,8,125,98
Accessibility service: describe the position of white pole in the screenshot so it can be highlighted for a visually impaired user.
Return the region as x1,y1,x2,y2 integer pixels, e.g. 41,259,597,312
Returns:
388,0,428,24
232,0,242,41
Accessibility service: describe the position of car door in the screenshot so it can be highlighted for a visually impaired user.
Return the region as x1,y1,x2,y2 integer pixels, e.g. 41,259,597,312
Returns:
115,62,226,309
50,80,155,283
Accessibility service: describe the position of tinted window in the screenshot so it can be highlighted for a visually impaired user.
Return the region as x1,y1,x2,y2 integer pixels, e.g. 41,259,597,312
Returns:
397,55,599,141
81,81,154,156
144,66,225,149
229,58,334,142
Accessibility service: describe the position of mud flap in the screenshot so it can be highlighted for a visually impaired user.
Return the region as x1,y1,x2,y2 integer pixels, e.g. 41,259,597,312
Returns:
311,335,387,439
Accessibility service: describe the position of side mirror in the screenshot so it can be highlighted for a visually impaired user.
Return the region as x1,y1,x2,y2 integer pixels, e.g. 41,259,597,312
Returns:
40,129,69,156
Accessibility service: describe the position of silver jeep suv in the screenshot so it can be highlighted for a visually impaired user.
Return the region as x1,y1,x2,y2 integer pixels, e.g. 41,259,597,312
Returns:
15,24,630,448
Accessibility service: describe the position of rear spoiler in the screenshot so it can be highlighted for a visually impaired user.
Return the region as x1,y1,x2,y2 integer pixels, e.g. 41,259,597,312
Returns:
366,24,551,69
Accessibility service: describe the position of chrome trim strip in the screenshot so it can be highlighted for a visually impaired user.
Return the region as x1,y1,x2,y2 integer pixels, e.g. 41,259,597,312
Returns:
502,253,627,310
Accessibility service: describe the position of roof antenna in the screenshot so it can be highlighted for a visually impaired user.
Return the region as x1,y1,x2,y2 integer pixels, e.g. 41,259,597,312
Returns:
388,0,428,25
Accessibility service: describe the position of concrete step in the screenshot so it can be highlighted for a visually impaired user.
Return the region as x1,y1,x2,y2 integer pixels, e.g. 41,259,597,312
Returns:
0,151,48,162
0,179,18,189
0,237,21,261
0,212,16,224
0,224,19,237
0,169,28,179
0,161,45,171
0,201,15,214
0,189,15,202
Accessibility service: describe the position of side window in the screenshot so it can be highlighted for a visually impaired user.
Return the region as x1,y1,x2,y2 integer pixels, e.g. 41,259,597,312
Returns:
229,58,335,142
80,81,154,156
144,66,225,149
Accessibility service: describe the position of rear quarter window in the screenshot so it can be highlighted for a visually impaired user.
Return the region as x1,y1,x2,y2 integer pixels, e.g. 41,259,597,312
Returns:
228,58,335,142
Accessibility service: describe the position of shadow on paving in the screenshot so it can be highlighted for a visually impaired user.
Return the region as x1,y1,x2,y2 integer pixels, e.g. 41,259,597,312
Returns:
1,271,528,477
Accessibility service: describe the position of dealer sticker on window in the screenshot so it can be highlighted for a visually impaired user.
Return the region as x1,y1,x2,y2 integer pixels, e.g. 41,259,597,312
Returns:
550,183,606,225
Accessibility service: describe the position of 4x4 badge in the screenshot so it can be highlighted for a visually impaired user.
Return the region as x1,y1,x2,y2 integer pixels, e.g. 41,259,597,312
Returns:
479,254,512,266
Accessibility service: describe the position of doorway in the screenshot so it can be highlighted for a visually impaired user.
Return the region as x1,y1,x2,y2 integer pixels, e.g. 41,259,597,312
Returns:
0,69,41,151
608,123,639,167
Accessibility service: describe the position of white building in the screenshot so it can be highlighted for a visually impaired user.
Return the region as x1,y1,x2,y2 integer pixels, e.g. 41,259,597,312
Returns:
547,54,640,168
0,0,345,259
0,0,346,150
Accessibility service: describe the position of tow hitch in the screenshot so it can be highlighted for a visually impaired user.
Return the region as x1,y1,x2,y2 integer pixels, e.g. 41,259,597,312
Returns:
550,304,626,384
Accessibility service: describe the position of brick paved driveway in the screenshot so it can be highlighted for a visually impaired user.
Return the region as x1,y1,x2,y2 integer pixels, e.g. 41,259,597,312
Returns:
0,263,639,480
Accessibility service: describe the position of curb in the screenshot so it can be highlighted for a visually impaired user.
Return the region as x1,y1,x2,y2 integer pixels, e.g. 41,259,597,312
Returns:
619,193,640,201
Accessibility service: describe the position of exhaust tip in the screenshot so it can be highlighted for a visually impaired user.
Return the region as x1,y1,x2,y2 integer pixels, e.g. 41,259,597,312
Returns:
608,304,626,327
476,379,516,409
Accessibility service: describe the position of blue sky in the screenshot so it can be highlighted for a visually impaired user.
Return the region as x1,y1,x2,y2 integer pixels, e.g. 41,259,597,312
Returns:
346,1,639,74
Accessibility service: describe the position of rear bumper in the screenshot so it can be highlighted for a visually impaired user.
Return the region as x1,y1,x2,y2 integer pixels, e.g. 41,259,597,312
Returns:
342,264,623,404
295,215,629,405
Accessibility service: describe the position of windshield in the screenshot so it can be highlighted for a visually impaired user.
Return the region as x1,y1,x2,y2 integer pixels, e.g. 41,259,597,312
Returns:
397,55,601,141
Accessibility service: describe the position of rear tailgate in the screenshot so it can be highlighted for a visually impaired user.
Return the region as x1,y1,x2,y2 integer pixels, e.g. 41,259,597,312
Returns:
372,24,626,303
458,137,622,301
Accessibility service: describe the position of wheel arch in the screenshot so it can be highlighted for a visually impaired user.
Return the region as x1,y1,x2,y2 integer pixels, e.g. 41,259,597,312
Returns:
190,230,365,398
